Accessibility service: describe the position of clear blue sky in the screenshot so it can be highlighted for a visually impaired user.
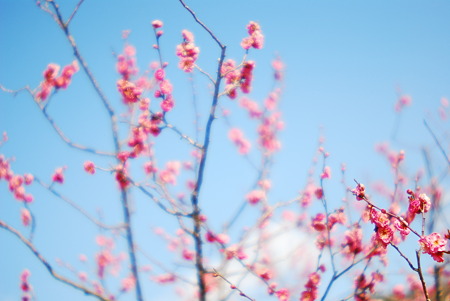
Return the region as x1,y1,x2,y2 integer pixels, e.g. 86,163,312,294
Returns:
1,1,450,300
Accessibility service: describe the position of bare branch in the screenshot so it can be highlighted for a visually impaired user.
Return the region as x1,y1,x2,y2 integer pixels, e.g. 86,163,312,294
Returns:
424,119,450,167
0,220,113,301
178,0,225,49
66,0,85,27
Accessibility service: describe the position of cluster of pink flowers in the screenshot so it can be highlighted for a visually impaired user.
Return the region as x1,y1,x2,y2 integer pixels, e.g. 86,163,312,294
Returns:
127,126,148,158
1,156,34,203
36,61,79,101
228,128,251,154
139,111,163,137
300,272,321,301
352,183,366,201
406,190,431,221
176,30,199,72
116,45,138,80
257,113,283,153
341,225,363,257
158,161,181,185
241,21,264,50
353,272,383,301
419,232,448,262
205,231,230,245
221,60,256,99
153,68,175,112
352,183,450,263
20,269,32,301
151,20,164,41
115,163,129,190
117,79,142,104
95,235,126,279
240,61,255,94
239,97,262,119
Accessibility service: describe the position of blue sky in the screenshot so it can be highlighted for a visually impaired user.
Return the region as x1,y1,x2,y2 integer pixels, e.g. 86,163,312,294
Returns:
1,0,450,300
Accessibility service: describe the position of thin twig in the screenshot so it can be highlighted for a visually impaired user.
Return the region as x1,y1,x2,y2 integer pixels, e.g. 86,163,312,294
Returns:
36,177,125,230
424,119,450,167
65,0,85,27
178,0,225,49
212,269,256,301
0,220,113,301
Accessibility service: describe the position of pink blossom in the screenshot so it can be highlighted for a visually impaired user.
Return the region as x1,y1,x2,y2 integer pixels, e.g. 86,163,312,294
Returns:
246,189,265,205
151,20,163,29
24,174,33,185
352,183,366,201
21,208,31,226
176,30,199,72
394,94,412,112
181,29,194,42
239,97,262,118
320,166,331,179
375,226,394,247
275,288,290,301
228,128,251,154
154,68,165,81
83,161,95,174
121,275,136,292
182,249,194,261
311,213,327,232
78,271,88,282
54,61,79,89
152,273,176,284
117,79,142,104
241,21,264,50
159,79,173,95
144,161,158,174
342,226,363,256
52,167,65,184
419,232,447,262
161,97,175,112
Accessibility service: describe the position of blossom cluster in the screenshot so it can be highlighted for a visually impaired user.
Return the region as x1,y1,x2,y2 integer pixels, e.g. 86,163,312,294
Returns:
176,30,199,73
116,45,138,80
228,128,251,155
20,269,32,301
0,155,34,203
241,21,264,50
153,67,175,112
352,183,449,263
36,61,79,101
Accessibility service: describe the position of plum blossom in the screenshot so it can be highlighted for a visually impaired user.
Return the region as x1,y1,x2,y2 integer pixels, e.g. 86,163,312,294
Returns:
52,167,65,184
241,21,264,50
117,79,142,104
246,189,265,205
228,128,251,154
21,208,32,226
83,161,95,174
419,232,447,262
176,30,199,72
